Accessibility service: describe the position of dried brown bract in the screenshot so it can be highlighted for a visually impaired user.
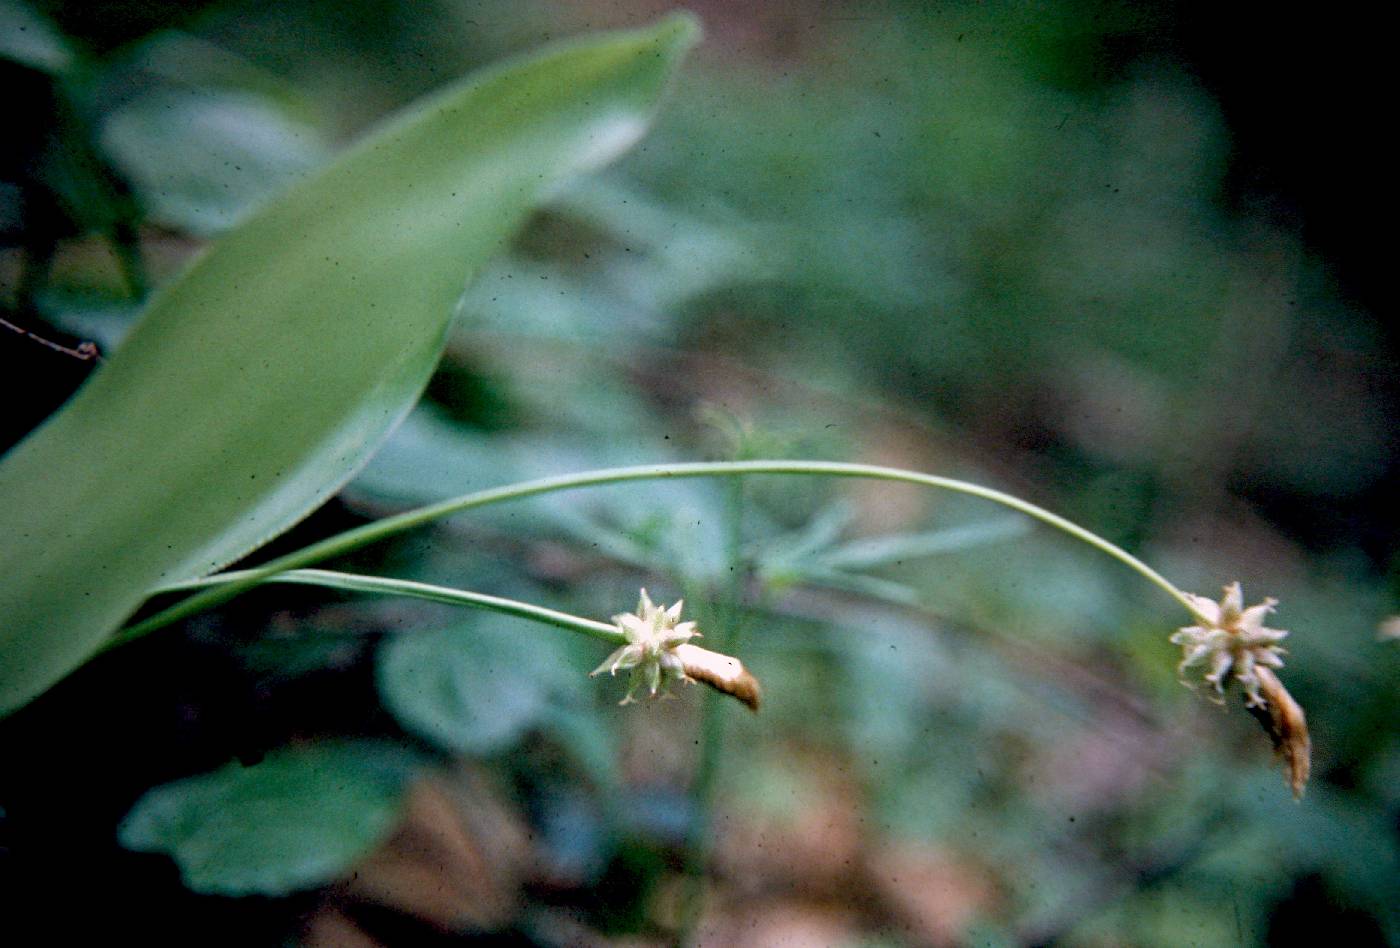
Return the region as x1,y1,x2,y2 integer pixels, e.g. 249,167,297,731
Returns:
675,643,761,711
1249,666,1311,800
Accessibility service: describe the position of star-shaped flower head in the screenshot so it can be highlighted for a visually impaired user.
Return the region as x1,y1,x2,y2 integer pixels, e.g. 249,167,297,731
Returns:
1169,582,1288,708
591,589,701,704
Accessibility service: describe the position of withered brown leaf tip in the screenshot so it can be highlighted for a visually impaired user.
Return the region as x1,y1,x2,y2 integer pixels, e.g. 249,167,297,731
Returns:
1250,666,1311,800
675,644,761,711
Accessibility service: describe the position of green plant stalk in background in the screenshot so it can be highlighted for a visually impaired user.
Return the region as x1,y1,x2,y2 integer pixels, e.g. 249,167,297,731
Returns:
680,472,751,934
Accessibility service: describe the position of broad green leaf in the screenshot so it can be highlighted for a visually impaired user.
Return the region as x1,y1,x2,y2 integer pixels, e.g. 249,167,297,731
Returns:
0,1,74,75
377,615,585,756
118,741,418,896
0,15,700,713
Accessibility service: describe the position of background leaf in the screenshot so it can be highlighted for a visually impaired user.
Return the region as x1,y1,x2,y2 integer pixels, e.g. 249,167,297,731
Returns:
99,86,332,236
376,615,587,756
0,0,74,75
0,14,700,713
118,741,418,896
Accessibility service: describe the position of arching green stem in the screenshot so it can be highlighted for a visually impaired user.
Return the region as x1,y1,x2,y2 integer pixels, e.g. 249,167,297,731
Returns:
105,568,620,652
115,460,1210,642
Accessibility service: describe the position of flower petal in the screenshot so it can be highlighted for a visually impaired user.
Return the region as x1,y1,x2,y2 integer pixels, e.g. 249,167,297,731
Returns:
660,623,699,649
1183,593,1221,625
1170,626,1209,646
617,615,649,643
659,650,687,680
1205,649,1233,689
1237,599,1278,634
590,645,631,677
1219,582,1244,620
1176,642,1211,673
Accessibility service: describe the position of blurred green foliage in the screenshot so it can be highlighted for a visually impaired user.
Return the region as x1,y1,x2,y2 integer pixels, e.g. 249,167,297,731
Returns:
119,740,420,896
2,0,1396,945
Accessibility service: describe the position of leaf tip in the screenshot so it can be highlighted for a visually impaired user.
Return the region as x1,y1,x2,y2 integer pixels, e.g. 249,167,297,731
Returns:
650,10,704,53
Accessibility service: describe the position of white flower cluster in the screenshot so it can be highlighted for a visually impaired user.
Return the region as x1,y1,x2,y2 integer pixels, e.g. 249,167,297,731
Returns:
591,589,701,704
1170,582,1288,708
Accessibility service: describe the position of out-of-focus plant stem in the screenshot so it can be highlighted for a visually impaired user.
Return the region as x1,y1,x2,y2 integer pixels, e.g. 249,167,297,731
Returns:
677,474,748,939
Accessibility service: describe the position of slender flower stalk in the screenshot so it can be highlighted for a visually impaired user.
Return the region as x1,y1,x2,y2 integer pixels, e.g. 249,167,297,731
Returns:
115,460,1210,642
135,568,622,644
110,459,1308,794
129,570,761,708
